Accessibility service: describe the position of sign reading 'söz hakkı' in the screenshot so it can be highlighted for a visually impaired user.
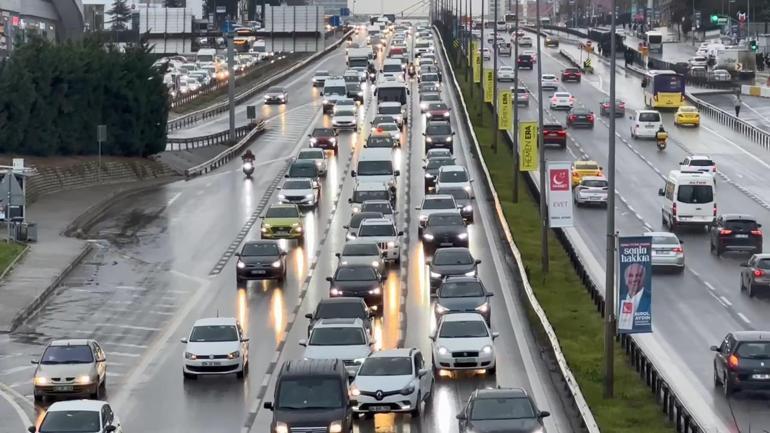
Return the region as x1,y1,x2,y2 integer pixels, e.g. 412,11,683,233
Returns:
546,161,573,228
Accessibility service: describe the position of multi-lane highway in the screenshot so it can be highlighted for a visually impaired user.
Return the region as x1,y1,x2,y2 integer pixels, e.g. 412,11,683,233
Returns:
1,23,579,433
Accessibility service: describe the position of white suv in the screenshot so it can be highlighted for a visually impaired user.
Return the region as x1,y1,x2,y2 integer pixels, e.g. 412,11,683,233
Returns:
351,348,434,416
181,317,249,380
357,218,403,264
436,165,474,199
300,318,373,376
430,313,498,375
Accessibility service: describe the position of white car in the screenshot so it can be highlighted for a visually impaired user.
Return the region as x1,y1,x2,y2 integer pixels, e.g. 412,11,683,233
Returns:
357,218,403,264
518,36,533,46
30,400,123,433
688,55,708,68
541,74,559,90
334,98,358,113
573,176,608,207
550,91,574,109
181,317,249,380
496,66,515,81
372,122,401,141
430,313,498,374
630,110,663,139
436,165,474,199
416,194,460,229
332,107,358,131
336,240,385,270
350,348,434,415
300,318,372,376
296,148,327,176
679,155,716,176
278,178,319,208
377,102,406,127
312,69,330,87
361,199,396,223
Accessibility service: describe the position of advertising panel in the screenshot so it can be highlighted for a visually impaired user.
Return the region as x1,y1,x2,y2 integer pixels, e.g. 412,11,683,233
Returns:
518,121,538,171
484,70,494,102
498,90,512,131
546,161,574,228
617,236,653,334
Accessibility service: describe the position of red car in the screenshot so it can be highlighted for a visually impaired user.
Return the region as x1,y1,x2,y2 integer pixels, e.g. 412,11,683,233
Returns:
308,127,339,155
542,122,567,148
561,68,582,82
566,108,595,128
425,102,451,119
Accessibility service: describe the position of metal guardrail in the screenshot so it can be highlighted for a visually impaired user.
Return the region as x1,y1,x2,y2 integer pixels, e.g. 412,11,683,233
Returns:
166,123,256,151
167,30,353,133
184,119,266,178
685,92,770,148
434,26,602,433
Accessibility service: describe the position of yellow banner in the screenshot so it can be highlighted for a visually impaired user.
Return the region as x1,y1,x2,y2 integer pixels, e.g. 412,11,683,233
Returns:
469,41,477,64
473,52,481,83
484,70,494,102
498,90,512,131
519,121,538,171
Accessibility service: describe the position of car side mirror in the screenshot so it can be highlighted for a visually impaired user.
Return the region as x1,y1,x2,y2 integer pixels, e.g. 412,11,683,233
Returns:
710,345,719,352
351,170,357,177
234,252,240,257
180,338,188,343
30,359,39,365
263,402,274,410
456,414,466,420
348,198,353,203
740,262,749,267
241,337,250,342
335,253,341,258
305,313,313,319
281,251,288,256
422,132,426,136
539,411,551,418
418,368,429,377
492,332,500,339
658,188,664,196
28,427,36,433
299,339,308,347
486,292,495,297
326,276,333,282
398,231,404,236
475,259,482,264
759,223,763,228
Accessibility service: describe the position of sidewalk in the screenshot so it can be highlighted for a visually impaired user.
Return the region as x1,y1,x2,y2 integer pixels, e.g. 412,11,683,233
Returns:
0,179,175,333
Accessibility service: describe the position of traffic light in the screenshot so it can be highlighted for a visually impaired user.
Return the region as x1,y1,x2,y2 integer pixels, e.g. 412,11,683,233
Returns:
749,40,758,51
710,14,719,23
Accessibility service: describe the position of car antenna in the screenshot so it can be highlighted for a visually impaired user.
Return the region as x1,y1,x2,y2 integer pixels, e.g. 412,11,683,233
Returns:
216,309,220,318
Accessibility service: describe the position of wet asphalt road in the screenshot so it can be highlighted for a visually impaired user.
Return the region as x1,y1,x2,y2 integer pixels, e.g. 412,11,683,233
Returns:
697,93,770,133
0,29,576,433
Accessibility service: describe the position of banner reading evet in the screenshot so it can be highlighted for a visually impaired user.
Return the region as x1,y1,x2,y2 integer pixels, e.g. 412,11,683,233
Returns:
546,161,574,228
617,236,653,334
484,70,494,103
518,121,538,171
498,90,512,131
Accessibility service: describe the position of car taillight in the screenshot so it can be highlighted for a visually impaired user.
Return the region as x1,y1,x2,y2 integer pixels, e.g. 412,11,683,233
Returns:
712,166,717,172
754,269,764,277
728,354,740,370
672,246,683,253
568,114,576,121
558,130,566,136
588,114,594,121
719,229,733,236
713,203,717,216
551,97,557,102
672,202,677,216
751,229,763,236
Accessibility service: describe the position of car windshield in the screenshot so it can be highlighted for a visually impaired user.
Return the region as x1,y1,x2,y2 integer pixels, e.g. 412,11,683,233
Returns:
267,87,284,93
439,320,488,338
367,136,394,147
650,235,679,245
429,214,464,226
283,180,313,190
441,188,470,200
277,378,343,409
377,124,399,132
358,161,393,175
379,106,401,115
189,325,238,342
309,327,366,345
423,74,439,81
471,397,536,420
425,123,452,135
516,88,527,94
434,250,473,265
336,266,377,281
362,203,393,214
422,94,441,102
424,198,455,209
343,243,380,256
359,224,396,237
40,345,93,364
554,93,570,98
736,342,770,359
266,207,299,218
582,179,607,188
288,165,317,178
336,109,356,117
576,163,599,171
242,243,280,256
676,185,713,203
317,302,367,319
354,190,389,202
725,219,759,230
638,112,661,122
358,357,412,376
687,159,714,166
40,411,101,433
440,280,484,297
325,86,347,95
564,68,579,73
298,150,323,160
312,128,334,137
439,170,468,182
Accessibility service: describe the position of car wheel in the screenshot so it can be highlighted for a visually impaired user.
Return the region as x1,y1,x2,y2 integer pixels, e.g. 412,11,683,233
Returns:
410,392,422,417
713,365,722,387
740,276,746,292
723,374,735,396
90,385,100,400
661,212,667,228
33,391,44,403
747,283,754,298
236,275,245,284
487,365,496,375
716,246,723,257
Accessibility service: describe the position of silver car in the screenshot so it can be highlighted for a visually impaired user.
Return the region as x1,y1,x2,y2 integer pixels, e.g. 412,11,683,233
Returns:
573,176,608,207
32,339,107,402
336,240,385,273
646,232,685,271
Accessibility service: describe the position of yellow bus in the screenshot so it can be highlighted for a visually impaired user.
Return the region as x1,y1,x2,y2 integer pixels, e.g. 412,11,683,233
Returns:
642,70,686,109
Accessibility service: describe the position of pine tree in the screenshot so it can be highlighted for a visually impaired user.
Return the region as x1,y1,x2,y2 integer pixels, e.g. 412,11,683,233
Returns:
108,0,132,31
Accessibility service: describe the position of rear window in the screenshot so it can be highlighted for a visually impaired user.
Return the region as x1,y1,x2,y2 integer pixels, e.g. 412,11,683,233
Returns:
638,112,661,122
582,179,607,188
650,235,679,245
757,259,770,270
688,159,714,166
424,197,456,209
736,342,770,358
724,219,759,230
359,224,396,237
543,124,563,131
676,185,713,203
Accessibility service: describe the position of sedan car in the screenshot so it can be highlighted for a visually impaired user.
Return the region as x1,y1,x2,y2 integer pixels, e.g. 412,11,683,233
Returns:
301,318,372,377
424,121,455,152
296,148,327,176
32,339,107,402
425,148,453,161
599,98,625,117
278,178,318,208
545,36,559,47
264,86,288,104
333,98,357,113
496,66,515,81
679,155,716,176
305,297,372,337
308,127,339,154
260,204,304,241
674,106,700,127
336,240,385,271
425,102,451,120
514,86,529,106
422,213,469,255
360,200,396,223
566,107,594,128
571,160,604,187
542,122,567,148
709,69,732,82
433,276,492,324
643,231,685,271
327,263,384,309
420,92,443,112
235,240,287,283
573,176,608,207
428,247,481,290
181,317,249,379
343,211,384,240
419,81,442,93
312,69,330,87
550,91,574,109
712,331,770,396
332,107,358,131
436,165,474,198
456,388,549,433
30,400,124,433
541,74,558,89
350,348,433,416
710,214,763,256
372,122,402,141
740,254,770,297
561,68,581,82
431,312,497,374
437,185,474,222
424,156,456,192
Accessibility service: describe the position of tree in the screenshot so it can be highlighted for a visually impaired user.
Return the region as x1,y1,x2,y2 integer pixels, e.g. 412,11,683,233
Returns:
108,0,132,31
163,0,185,7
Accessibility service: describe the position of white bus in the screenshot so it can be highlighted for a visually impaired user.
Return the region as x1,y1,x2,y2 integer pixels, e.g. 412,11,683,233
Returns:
646,31,663,54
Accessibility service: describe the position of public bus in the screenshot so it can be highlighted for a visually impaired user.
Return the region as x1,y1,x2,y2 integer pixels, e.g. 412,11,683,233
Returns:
642,70,685,109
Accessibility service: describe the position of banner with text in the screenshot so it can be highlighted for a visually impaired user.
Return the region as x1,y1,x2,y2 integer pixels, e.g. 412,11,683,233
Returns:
469,40,476,64
546,161,574,228
473,51,481,83
519,121,538,171
617,236,653,334
484,70,494,102
498,90,512,131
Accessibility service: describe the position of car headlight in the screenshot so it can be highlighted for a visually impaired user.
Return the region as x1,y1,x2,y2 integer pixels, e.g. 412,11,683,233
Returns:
426,112,433,118
329,421,343,433
350,385,361,396
237,260,246,269
387,241,396,247
330,288,341,296
76,375,92,385
419,214,429,222
369,287,381,295
465,270,476,276
371,260,380,268
357,91,363,96
227,351,240,359
425,173,434,179
421,102,428,109
271,260,282,268
310,138,317,144
34,376,49,386
443,112,450,117
261,226,269,233
435,303,449,314
400,383,416,395
323,99,329,104
481,345,493,354
423,233,434,240
463,205,473,212
275,422,289,433
278,194,286,200
446,136,452,142
437,346,449,355
430,271,441,278
329,138,336,143
464,185,472,192
425,137,433,143
457,232,468,240
305,193,315,199
475,302,489,313
184,352,197,360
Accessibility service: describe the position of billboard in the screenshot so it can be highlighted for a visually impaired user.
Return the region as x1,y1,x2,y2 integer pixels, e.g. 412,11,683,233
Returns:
473,51,481,83
518,121,538,171
484,70,494,103
617,236,653,334
498,90,512,131
546,161,573,228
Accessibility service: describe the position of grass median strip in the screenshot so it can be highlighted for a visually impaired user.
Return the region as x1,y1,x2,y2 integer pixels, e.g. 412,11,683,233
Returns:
0,242,25,278
450,56,675,433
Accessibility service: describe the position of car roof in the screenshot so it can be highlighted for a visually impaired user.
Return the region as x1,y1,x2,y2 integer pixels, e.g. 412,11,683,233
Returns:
574,160,599,166
474,387,528,399
243,240,281,247
362,199,392,206
280,359,347,378
732,331,770,341
49,339,93,347
192,317,237,326
554,92,571,96
355,181,389,191
721,214,758,221
688,155,712,160
315,318,366,327
360,218,394,226
343,239,380,248
580,176,606,181
268,203,300,210
283,177,313,184
442,275,481,284
424,194,454,201
369,348,414,358
46,400,107,412
299,148,324,155
318,296,367,306
291,159,317,166
439,312,486,322
439,165,468,173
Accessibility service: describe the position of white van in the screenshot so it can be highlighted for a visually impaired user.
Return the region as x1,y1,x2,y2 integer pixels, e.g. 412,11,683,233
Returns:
196,48,217,65
630,110,663,139
352,148,399,190
658,170,716,231
321,78,348,114
381,59,405,80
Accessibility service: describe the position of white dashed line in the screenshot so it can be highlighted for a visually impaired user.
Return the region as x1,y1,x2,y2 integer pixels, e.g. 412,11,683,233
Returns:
704,282,716,292
719,296,732,307
738,313,751,324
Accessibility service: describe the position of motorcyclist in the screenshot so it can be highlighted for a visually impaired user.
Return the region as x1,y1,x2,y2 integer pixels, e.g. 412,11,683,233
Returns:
408,63,416,78
242,150,255,162
655,125,668,146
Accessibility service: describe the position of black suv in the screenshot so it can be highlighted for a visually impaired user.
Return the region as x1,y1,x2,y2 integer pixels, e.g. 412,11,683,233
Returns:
710,214,763,256
305,297,372,336
235,241,287,284
423,122,455,153
264,359,353,433
711,331,770,396
456,387,550,433
516,54,533,70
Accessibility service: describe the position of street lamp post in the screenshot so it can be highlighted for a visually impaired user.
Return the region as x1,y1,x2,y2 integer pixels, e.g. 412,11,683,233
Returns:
512,0,519,203
227,29,236,143
480,0,485,122
535,0,549,273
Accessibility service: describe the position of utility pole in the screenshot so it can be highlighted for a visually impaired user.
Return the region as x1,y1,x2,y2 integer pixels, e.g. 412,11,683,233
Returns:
604,0,618,399
512,0,519,203
492,0,499,152
227,27,236,143
480,0,485,122
468,0,473,96
535,0,549,273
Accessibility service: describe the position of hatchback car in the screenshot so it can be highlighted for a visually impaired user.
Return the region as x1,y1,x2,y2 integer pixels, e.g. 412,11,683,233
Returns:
710,214,763,256
32,340,107,402
181,317,249,379
433,276,493,324
332,107,358,131
540,74,558,89
550,91,574,109
235,240,287,283
567,107,594,128
305,297,372,336
542,122,567,148
264,86,288,104
456,388,549,433
424,122,455,152
573,176,608,207
260,204,304,241
712,331,770,396
496,66,515,81
308,127,339,154
420,92,442,111
518,36,533,47
428,247,481,290
30,400,123,433
514,86,530,106
327,263,384,309
431,313,497,375
516,54,533,70
645,231,685,271
278,178,318,208
425,102,451,120
740,254,770,297
599,98,625,117
679,155,716,176
301,318,372,376
561,68,581,82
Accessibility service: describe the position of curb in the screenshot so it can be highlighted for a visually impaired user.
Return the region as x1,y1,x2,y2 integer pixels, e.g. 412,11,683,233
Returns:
0,243,31,282
7,241,93,332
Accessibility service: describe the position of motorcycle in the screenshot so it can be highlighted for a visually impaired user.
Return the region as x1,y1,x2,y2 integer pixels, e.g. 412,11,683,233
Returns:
408,65,416,79
243,160,255,178
656,131,668,151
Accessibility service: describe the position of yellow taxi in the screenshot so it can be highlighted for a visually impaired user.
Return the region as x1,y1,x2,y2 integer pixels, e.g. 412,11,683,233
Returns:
571,160,604,187
674,106,700,126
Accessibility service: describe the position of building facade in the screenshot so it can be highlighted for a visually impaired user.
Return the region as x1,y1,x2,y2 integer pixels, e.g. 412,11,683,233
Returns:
82,0,205,31
0,0,84,55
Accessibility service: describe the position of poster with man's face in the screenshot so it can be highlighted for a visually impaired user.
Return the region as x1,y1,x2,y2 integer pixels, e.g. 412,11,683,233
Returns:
617,236,653,334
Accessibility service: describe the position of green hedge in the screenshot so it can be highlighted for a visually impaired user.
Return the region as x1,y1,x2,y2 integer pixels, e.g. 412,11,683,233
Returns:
0,37,168,156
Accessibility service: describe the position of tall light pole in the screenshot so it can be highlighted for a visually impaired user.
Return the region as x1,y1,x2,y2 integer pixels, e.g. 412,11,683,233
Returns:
512,0,519,203
604,0,618,398
227,28,236,143
492,0,499,152
480,0,485,121
535,0,549,273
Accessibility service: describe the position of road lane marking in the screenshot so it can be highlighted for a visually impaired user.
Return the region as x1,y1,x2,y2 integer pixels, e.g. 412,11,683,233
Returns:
0,366,33,376
0,382,33,426
108,352,141,358
92,323,161,332
719,295,732,307
166,192,182,207
738,313,751,324
703,281,716,292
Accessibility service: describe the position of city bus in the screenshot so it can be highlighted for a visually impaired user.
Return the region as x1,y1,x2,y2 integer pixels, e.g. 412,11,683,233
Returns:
642,70,685,109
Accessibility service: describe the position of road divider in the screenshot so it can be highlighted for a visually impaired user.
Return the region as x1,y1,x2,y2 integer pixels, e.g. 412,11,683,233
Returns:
166,123,256,151
184,119,266,178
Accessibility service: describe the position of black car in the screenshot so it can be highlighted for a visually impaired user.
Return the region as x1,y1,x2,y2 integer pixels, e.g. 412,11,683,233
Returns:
428,247,480,290
235,241,287,283
711,331,770,396
327,264,384,310
422,212,468,255
710,214,763,256
365,134,397,148
343,211,384,240
516,54,533,70
423,122,455,153
566,107,595,128
346,82,364,103
286,160,320,188
437,186,474,222
424,157,456,193
433,276,493,324
305,297,372,336
264,359,353,433
309,127,339,154
456,388,550,433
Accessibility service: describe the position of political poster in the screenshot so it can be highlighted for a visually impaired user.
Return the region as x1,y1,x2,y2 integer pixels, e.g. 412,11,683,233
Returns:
484,70,494,103
473,51,481,83
498,90,512,131
469,40,477,64
617,236,653,334
518,121,538,171
546,161,574,228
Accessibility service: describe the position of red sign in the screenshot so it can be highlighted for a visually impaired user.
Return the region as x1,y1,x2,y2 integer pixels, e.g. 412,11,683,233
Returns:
549,169,569,191
11,16,19,26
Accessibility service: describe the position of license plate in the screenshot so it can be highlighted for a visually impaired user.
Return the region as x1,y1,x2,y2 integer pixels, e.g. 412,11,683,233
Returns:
251,270,266,275
645,125,654,128
370,405,390,412
202,361,221,366
735,234,748,238
752,374,770,380
54,385,73,392
457,357,476,363
440,242,453,246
